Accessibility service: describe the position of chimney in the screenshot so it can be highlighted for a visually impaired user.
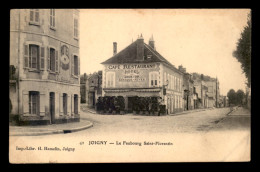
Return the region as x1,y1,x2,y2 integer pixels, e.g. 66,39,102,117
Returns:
149,35,155,50
178,65,186,73
113,42,117,55
136,34,144,61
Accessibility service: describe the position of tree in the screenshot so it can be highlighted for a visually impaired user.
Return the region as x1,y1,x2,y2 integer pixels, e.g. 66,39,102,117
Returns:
236,89,245,105
233,11,251,87
227,89,236,106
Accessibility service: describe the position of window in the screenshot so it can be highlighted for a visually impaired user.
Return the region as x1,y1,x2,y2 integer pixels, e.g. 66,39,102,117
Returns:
29,9,40,24
164,72,166,85
176,78,179,91
106,72,115,88
179,96,181,108
167,74,169,87
50,48,56,72
74,55,78,75
168,75,171,89
177,96,179,109
47,47,58,72
29,45,39,69
24,44,45,70
74,17,78,38
74,94,78,114
171,75,174,89
29,91,39,115
63,93,67,115
150,72,158,87
50,9,55,28
175,95,177,109
173,76,175,90
175,76,177,90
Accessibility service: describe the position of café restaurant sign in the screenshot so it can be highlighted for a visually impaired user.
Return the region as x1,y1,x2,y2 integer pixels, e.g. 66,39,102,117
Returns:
106,64,157,83
106,64,156,70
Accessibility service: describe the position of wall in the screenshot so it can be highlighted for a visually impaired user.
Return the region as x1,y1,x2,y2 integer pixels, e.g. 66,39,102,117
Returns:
10,9,80,124
19,80,80,122
162,64,184,113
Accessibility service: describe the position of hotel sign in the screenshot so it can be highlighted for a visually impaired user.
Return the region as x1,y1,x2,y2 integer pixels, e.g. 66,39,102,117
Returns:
105,63,159,87
106,64,157,83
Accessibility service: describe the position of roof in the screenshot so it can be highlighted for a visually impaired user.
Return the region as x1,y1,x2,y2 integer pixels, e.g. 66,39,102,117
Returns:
101,39,183,74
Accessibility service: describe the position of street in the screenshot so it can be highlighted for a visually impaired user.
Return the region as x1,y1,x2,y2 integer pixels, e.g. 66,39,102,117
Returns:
9,107,251,162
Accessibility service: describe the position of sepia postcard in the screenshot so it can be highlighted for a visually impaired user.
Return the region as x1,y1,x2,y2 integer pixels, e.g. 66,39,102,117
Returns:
9,9,251,163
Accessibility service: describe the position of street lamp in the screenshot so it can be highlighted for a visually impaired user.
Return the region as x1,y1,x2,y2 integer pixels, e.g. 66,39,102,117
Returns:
163,80,169,95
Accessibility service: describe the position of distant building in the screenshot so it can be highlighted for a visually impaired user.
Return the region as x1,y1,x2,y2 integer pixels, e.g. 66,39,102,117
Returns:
192,73,219,108
87,71,102,108
80,73,88,103
193,76,208,108
204,78,220,108
10,9,80,125
101,35,184,114
180,65,194,111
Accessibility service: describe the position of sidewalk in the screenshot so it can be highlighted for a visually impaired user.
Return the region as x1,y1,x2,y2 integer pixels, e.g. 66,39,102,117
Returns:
9,120,93,136
81,104,96,114
212,107,251,130
228,107,250,116
168,107,215,116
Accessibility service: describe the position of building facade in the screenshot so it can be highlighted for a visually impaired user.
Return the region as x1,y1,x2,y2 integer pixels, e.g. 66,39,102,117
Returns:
10,9,80,125
193,79,208,108
179,65,195,111
80,73,88,103
101,35,184,114
205,78,220,108
87,71,102,108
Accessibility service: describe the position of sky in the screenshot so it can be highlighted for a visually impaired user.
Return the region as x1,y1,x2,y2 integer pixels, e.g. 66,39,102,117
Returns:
79,9,250,96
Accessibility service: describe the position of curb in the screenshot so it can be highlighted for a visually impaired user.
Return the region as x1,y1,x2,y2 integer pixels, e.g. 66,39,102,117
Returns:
168,108,213,116
10,122,93,136
86,109,96,114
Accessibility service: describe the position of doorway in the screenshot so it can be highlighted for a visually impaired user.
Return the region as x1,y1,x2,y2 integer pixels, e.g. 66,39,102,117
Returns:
92,92,95,107
49,92,55,124
128,97,134,112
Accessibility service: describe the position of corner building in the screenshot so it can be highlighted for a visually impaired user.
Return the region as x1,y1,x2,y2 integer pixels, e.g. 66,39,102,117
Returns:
101,35,184,114
10,9,80,125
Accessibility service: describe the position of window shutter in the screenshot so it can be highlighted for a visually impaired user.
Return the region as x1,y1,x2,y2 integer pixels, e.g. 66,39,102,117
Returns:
24,44,29,68
78,57,80,76
23,91,29,114
47,47,50,71
71,54,74,75
40,46,45,70
53,9,55,27
35,10,39,23
39,92,45,116
55,50,59,73
30,10,34,22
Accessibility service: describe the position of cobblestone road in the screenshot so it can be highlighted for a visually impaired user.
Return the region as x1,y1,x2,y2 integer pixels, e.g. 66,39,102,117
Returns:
77,107,232,135
9,107,251,162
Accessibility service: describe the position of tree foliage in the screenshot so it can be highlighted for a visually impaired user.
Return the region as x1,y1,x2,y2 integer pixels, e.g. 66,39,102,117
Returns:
227,89,245,106
227,89,236,106
236,89,245,105
232,12,251,87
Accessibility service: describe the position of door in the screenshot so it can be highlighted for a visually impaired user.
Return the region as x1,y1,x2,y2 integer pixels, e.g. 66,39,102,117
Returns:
49,92,55,124
92,92,95,107
128,97,134,112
